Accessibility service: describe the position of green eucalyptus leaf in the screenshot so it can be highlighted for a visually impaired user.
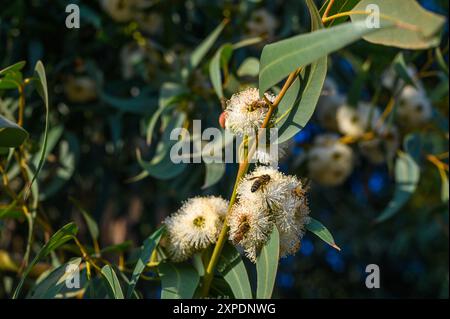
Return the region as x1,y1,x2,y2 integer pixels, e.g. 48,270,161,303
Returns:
101,265,125,299
306,218,341,251
258,20,384,96
13,223,78,299
70,197,99,244
376,151,420,223
188,20,228,71
351,0,445,49
202,162,225,189
127,227,165,298
209,44,233,99
275,0,327,144
159,262,200,299
217,243,253,299
237,57,260,77
0,61,26,75
26,61,50,199
28,258,82,299
392,53,416,88
256,226,279,299
0,115,28,148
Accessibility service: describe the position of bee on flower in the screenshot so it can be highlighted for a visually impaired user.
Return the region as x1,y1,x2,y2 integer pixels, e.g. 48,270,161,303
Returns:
224,88,275,136
228,166,310,262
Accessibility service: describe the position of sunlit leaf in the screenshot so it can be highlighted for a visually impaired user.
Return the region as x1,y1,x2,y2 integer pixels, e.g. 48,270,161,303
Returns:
306,218,341,251
259,20,383,95
217,243,253,299
256,226,279,299
101,265,125,299
351,0,445,49
159,262,199,299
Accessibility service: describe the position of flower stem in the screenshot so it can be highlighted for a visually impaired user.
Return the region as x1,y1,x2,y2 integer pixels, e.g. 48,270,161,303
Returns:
200,68,300,297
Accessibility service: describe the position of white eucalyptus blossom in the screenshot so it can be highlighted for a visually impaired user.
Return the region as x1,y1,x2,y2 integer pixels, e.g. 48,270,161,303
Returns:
307,134,354,187
336,102,381,138
229,166,310,262
359,125,400,164
224,88,275,136
228,200,273,262
316,78,346,131
245,9,279,42
164,196,228,262
397,85,432,128
63,76,97,103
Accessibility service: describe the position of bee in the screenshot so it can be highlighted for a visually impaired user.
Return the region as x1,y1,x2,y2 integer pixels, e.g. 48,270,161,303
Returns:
248,100,268,112
293,178,311,197
233,217,250,244
249,174,271,192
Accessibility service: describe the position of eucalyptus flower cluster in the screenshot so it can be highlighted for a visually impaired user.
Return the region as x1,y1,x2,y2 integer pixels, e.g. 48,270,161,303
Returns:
224,87,275,136
307,134,354,187
228,166,310,262
164,196,228,262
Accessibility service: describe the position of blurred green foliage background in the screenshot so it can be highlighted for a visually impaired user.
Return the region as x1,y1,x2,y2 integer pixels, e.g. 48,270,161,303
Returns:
0,0,448,298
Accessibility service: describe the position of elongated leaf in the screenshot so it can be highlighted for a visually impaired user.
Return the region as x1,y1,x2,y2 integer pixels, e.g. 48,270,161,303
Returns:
102,265,124,299
275,0,327,144
13,223,78,298
376,151,420,222
259,20,384,95
146,83,187,144
237,57,260,78
188,20,227,71
202,162,225,189
0,61,26,75
306,218,341,251
126,227,164,298
392,53,416,88
256,226,279,299
70,197,99,244
0,115,28,147
29,258,82,299
26,61,50,198
40,132,79,200
139,112,187,180
351,0,445,49
209,44,233,99
159,262,199,299
217,243,253,299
